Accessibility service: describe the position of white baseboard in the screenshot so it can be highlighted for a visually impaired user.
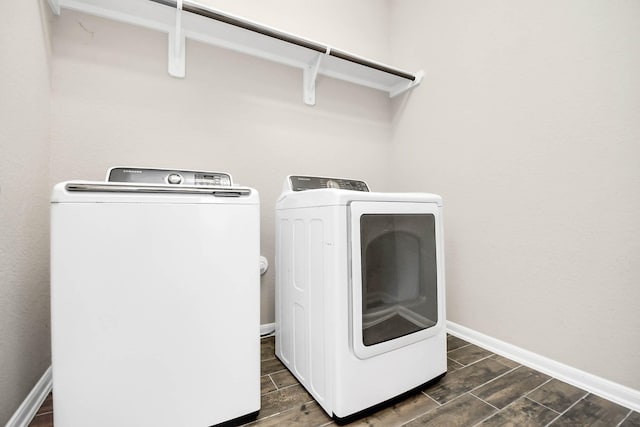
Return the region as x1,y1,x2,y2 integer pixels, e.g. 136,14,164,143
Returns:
447,321,640,412
5,366,52,427
260,322,275,336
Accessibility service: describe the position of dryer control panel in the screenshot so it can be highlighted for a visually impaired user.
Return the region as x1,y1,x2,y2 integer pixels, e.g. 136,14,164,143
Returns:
289,175,369,192
108,167,232,187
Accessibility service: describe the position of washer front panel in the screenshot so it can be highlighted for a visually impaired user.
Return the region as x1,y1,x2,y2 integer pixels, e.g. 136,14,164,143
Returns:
51,190,260,426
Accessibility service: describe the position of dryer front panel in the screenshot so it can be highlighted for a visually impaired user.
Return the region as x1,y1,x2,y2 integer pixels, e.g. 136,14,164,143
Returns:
349,201,443,359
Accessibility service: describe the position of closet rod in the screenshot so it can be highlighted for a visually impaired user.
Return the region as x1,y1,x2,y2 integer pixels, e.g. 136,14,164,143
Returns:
328,48,415,81
149,0,416,82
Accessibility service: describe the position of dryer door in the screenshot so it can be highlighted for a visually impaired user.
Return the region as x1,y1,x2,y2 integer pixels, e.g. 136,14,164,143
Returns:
349,201,443,359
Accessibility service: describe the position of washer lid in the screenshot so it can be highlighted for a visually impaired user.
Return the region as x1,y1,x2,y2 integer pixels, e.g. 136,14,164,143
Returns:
51,181,259,204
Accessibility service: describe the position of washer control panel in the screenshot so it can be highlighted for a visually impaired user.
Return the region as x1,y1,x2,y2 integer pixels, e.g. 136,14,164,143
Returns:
289,175,369,192
108,167,232,186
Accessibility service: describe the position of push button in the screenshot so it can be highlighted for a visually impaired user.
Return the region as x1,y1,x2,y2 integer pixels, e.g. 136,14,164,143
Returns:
167,173,183,185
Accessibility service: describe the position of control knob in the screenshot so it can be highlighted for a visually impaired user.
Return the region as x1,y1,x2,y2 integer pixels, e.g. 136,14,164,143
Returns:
326,180,340,189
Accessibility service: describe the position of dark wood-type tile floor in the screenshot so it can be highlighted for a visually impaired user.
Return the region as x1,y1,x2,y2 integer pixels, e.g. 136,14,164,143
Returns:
30,335,640,426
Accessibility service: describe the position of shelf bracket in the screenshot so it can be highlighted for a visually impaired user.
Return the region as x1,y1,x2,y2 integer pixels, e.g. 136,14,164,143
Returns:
302,51,325,106
168,0,186,78
47,0,60,15
389,69,425,98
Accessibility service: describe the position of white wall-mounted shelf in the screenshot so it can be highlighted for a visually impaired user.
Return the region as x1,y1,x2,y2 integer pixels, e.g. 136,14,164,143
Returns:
48,0,424,105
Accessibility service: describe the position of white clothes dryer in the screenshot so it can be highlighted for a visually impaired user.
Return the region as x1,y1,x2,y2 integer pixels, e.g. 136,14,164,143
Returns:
275,175,446,423
51,167,260,427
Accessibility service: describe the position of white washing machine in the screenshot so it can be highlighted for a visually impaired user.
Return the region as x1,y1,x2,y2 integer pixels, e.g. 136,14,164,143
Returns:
275,175,447,423
51,167,260,427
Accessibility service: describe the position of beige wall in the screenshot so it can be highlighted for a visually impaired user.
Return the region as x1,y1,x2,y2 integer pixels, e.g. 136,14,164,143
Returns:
389,0,640,390
0,0,52,424
50,1,393,327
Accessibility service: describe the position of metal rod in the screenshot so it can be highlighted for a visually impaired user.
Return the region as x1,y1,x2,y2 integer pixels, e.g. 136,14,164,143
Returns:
329,49,416,81
151,0,326,53
148,0,415,81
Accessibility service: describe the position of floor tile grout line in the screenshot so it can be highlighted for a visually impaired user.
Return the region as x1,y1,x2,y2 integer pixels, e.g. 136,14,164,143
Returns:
461,352,506,368
469,394,502,427
615,409,633,427
543,391,591,427
521,377,569,415
447,347,488,365
401,401,445,426
524,377,554,398
267,374,278,390
490,354,522,369
260,381,301,397
421,390,442,406
447,357,464,370
465,364,522,395
392,392,450,427
253,410,284,423
446,342,472,354
470,391,501,411
263,367,287,376
423,392,497,427
523,396,562,415
471,413,498,427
